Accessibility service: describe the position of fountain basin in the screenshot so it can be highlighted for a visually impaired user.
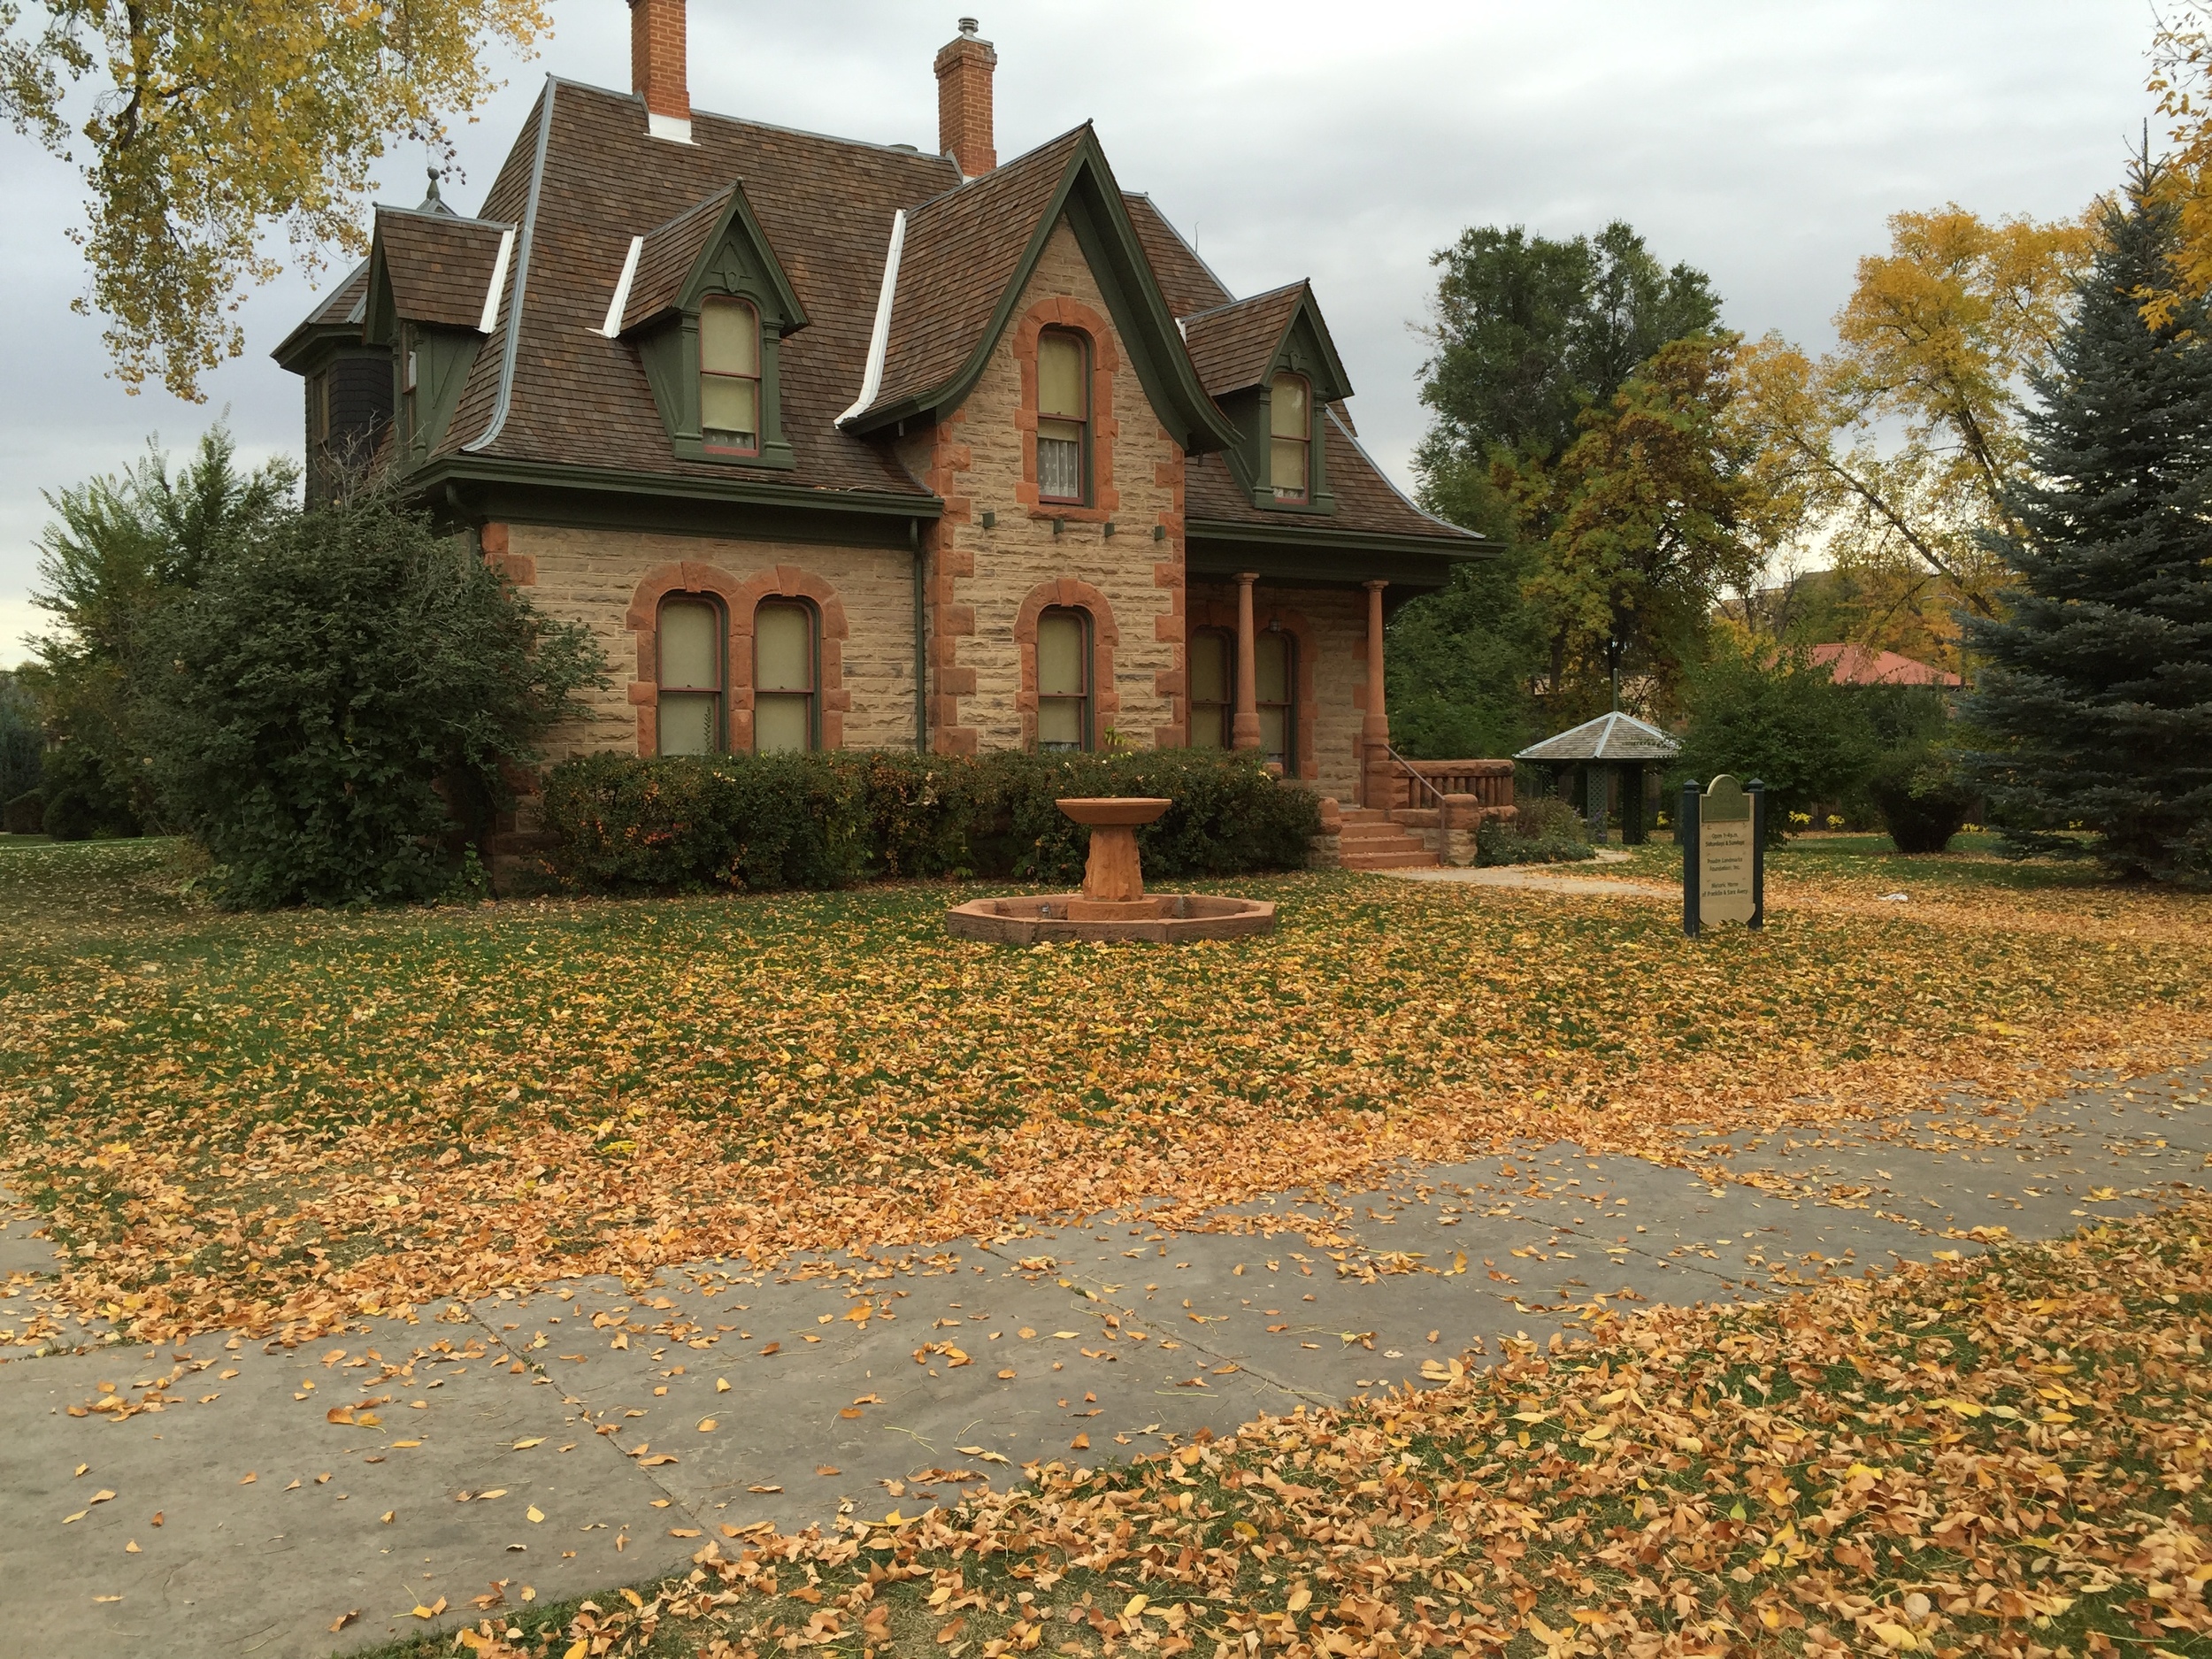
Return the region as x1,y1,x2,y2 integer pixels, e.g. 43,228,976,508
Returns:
946,892,1275,944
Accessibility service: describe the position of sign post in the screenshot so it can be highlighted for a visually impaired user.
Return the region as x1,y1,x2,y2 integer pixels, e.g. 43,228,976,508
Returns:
1682,774,1765,938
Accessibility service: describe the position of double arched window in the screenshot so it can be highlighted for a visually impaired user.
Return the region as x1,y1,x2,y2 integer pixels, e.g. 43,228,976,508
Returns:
656,595,818,754
1035,329,1090,504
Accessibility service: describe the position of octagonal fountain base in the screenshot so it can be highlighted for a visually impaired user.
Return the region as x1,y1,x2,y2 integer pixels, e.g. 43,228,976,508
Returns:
946,891,1276,944
946,795,1277,944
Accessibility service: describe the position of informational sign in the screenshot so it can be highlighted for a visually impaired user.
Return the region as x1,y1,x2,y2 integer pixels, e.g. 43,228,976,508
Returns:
1698,776,1756,925
1680,773,1765,937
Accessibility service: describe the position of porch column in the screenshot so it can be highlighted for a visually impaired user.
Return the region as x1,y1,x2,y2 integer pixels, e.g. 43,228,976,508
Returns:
1232,571,1262,751
1362,580,1390,806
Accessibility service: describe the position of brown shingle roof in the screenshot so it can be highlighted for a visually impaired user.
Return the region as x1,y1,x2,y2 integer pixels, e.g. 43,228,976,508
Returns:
375,207,511,329
1180,282,1307,397
861,127,1090,419
1123,193,1230,319
435,79,956,495
622,187,733,331
1185,411,1472,544
284,77,1476,548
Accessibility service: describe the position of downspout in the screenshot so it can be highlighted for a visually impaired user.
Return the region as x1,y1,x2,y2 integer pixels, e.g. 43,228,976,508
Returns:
464,79,557,454
910,518,928,754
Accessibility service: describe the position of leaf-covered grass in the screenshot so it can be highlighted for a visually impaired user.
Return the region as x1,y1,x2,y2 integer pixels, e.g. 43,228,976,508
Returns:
0,837,2207,1344
344,1201,2212,1659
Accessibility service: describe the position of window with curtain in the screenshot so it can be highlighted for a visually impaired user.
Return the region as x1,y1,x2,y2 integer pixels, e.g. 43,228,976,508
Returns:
1035,607,1090,751
753,601,815,753
1256,629,1294,770
657,597,723,756
1187,628,1231,749
1036,330,1088,503
1269,373,1310,503
701,296,762,455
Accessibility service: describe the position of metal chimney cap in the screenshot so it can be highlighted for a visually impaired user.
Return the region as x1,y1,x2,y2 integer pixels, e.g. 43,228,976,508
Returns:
958,16,979,35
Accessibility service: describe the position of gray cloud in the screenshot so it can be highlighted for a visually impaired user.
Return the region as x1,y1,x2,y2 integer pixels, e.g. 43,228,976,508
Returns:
0,0,2154,666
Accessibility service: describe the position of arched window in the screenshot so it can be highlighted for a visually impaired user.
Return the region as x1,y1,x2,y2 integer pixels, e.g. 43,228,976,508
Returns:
657,596,725,756
1035,606,1092,751
1187,627,1233,749
753,600,816,753
1036,329,1089,504
1269,372,1310,503
701,296,762,457
1256,628,1295,770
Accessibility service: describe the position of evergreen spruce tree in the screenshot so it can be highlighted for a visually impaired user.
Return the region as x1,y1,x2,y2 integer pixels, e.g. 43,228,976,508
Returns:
1965,162,2212,882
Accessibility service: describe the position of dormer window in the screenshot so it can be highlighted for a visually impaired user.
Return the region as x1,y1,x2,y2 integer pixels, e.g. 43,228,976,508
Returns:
1270,373,1310,503
701,296,762,456
1036,329,1089,503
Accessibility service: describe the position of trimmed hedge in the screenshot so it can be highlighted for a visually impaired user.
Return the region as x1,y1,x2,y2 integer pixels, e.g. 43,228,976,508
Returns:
540,749,1322,894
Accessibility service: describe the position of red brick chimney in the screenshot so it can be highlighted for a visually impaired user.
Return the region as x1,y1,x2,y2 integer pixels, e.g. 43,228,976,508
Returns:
630,0,692,143
934,18,996,178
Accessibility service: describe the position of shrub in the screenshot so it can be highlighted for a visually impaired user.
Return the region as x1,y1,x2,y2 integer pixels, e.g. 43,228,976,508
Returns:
0,670,39,809
1476,795,1596,865
539,749,1320,894
142,488,606,908
3,791,43,835
1870,746,1978,855
36,740,142,840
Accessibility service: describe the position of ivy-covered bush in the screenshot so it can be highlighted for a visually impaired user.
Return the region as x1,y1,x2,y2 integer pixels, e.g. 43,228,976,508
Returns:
540,749,1321,894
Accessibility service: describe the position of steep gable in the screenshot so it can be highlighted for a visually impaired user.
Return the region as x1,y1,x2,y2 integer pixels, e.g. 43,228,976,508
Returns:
849,126,1238,458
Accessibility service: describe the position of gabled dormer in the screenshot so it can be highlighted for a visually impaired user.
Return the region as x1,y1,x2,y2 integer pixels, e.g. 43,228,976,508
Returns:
363,204,515,472
607,182,809,469
1180,280,1353,515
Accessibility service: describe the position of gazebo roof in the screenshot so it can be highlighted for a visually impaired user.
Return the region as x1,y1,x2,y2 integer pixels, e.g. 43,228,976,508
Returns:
1516,710,1681,764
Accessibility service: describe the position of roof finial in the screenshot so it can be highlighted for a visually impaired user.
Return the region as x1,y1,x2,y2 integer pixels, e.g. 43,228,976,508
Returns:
426,165,442,203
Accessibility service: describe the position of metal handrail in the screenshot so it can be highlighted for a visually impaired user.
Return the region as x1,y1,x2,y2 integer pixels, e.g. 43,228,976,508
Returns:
1379,741,1455,849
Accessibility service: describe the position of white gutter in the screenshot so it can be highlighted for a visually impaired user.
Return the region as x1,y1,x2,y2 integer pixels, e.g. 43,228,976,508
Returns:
599,235,644,338
836,208,906,426
477,228,515,334
464,78,557,455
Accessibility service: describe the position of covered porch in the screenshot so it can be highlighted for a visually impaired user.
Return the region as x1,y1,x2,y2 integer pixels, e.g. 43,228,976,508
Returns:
1184,522,1516,869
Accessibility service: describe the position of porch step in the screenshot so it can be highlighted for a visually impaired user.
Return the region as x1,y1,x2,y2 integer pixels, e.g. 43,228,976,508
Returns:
1341,848,1441,871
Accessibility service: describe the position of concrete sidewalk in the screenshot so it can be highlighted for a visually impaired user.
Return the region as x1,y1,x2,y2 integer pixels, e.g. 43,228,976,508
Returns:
0,1062,2202,1658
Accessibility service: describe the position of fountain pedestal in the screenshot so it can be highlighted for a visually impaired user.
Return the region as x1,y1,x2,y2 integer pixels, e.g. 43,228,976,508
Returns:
945,795,1276,944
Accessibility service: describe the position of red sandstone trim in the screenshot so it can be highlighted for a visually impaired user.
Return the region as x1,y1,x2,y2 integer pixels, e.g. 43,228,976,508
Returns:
1012,296,1121,524
1013,578,1121,751
625,561,850,756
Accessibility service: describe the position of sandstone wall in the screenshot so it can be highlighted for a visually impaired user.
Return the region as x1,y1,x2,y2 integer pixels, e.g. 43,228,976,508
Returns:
912,216,1187,755
489,523,918,759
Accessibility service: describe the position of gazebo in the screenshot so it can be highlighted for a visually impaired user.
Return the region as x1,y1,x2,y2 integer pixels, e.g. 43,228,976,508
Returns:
1516,711,1681,845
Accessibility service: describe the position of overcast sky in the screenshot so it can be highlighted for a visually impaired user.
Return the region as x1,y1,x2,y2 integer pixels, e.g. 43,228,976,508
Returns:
0,0,2162,666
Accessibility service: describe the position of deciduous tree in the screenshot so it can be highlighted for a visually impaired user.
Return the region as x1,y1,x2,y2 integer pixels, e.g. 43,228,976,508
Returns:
1729,207,2093,670
0,0,548,398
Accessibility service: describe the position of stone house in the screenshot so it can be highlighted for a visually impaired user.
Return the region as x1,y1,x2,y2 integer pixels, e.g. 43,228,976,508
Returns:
274,4,1491,865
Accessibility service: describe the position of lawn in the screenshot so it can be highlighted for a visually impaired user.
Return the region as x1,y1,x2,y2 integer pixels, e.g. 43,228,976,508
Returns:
0,838,2207,1345
353,1198,2212,1659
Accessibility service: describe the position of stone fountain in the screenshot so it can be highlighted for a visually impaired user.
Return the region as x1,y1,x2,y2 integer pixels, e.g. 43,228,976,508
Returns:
945,796,1277,944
